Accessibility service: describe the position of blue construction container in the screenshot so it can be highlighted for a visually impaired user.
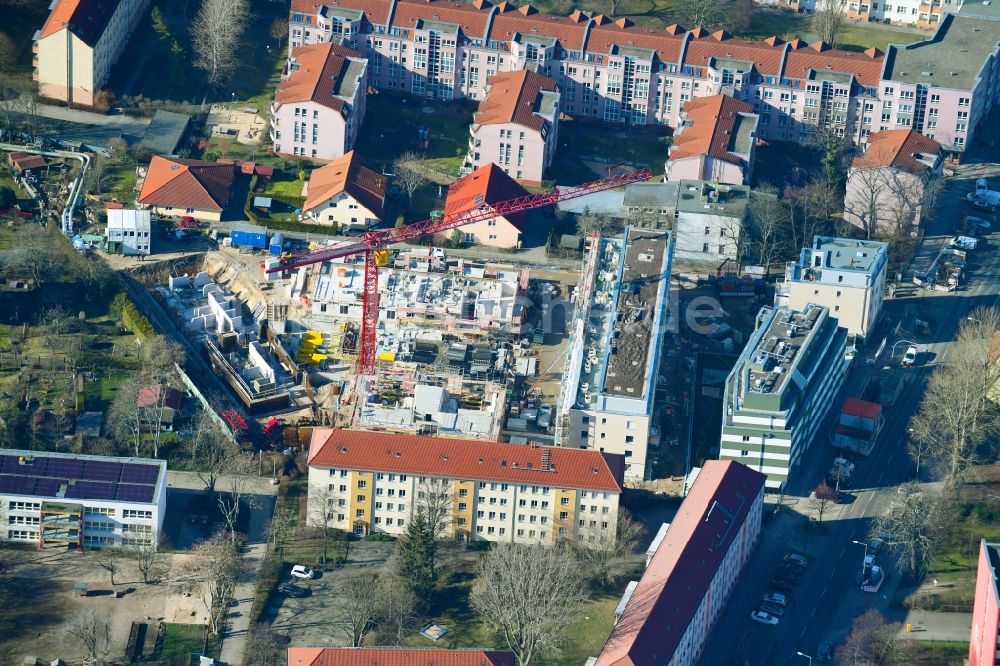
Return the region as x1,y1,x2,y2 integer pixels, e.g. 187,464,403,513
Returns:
231,224,268,249
269,232,285,256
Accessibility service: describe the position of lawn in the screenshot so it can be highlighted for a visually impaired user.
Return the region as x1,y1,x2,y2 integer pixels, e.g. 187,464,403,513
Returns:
898,641,969,666
264,178,307,198
0,168,33,203
160,623,213,664
104,166,138,204
550,118,670,185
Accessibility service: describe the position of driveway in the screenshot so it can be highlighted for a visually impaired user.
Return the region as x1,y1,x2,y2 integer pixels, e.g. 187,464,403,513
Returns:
21,96,152,139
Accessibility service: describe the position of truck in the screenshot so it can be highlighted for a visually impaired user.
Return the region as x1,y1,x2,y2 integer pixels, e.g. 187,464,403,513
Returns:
832,398,884,456
967,178,1000,211
862,565,886,593
231,224,269,249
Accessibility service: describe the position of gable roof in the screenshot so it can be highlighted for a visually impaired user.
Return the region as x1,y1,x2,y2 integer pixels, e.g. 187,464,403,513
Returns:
276,43,365,112
670,94,757,166
308,429,625,493
303,151,387,217
444,163,530,228
595,460,766,666
852,129,942,173
39,0,116,45
288,648,515,666
682,34,786,76
136,385,183,411
784,41,884,87
586,23,686,63
475,70,557,131
137,156,236,212
391,0,492,37
488,9,590,51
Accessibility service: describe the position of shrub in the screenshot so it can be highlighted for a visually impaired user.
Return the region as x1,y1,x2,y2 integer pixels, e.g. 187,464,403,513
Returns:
204,151,221,162
109,291,155,340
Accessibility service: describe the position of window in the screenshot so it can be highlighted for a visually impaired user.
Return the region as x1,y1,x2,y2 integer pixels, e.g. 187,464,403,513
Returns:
8,515,39,525
122,510,152,520
459,488,468,497
85,506,115,516
8,529,35,540
8,501,40,512
357,480,367,489
357,494,366,502
356,509,365,517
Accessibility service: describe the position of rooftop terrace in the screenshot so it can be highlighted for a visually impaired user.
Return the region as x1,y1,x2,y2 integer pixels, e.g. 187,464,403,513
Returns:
745,304,826,396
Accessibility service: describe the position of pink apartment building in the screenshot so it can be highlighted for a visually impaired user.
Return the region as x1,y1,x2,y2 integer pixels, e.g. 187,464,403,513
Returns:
593,460,766,666
463,69,560,186
666,94,758,185
971,539,1000,666
286,0,1000,152
444,163,528,248
270,42,368,161
844,128,942,236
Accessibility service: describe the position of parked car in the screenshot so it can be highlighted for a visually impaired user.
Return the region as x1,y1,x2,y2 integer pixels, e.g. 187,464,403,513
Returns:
950,235,978,251
278,582,310,598
751,610,780,625
902,345,918,367
817,641,834,662
291,565,315,579
763,592,787,606
783,554,808,567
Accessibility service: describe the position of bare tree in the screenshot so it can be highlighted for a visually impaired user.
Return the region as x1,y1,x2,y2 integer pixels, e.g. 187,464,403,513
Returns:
307,481,345,567
5,225,58,286
134,532,166,584
184,530,243,635
266,503,296,558
719,211,752,271
95,546,121,586
376,566,418,645
606,0,624,17
186,409,238,502
471,543,587,666
574,509,645,585
269,17,289,49
906,435,933,480
416,477,453,542
576,211,621,237
836,609,902,666
623,196,665,230
109,375,147,457
748,185,791,274
844,167,887,240
245,623,284,666
217,453,261,540
872,484,937,577
810,481,838,523
334,573,381,647
392,152,429,210
106,137,130,163
190,0,250,87
678,0,728,30
65,608,112,664
812,0,846,49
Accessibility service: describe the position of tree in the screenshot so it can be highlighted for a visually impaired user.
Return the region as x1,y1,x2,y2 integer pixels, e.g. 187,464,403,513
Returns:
95,546,121,586
576,211,620,237
678,0,728,30
728,0,754,33
190,0,249,87
836,609,902,666
812,0,846,49
5,225,58,286
0,34,15,74
606,0,624,17
107,137,129,163
136,336,185,458
748,185,791,273
471,543,587,666
396,510,437,599
843,167,887,239
186,409,238,502
270,17,289,49
872,484,936,577
810,481,838,523
376,567,418,645
334,573,381,647
151,6,172,41
185,530,242,635
109,375,146,456
906,434,933,479
245,623,284,666
307,481,344,567
392,152,429,211
574,509,645,585
217,453,260,540
266,503,296,557
134,532,166,584
65,608,112,663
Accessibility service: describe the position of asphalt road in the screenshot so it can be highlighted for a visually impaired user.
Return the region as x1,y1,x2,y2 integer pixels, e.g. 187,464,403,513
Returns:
699,158,1000,666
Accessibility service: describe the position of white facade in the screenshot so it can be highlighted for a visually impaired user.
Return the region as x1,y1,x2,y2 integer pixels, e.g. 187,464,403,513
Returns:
106,209,152,256
764,0,965,28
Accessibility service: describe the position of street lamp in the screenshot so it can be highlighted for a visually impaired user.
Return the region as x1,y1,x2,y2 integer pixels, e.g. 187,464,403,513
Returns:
852,539,869,573
796,652,813,665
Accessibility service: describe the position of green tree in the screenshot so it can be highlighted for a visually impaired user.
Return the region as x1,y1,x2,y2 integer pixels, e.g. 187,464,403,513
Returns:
0,185,15,209
169,39,187,88
395,511,436,601
151,7,171,40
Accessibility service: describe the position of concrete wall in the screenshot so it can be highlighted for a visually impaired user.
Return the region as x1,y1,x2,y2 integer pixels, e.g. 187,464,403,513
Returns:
566,409,650,481
37,31,94,106
970,540,1000,666
673,210,743,265
461,215,522,249
305,191,380,228
469,123,550,184
666,155,746,186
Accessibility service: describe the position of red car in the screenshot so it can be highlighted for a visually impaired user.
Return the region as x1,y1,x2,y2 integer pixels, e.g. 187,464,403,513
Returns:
178,216,200,228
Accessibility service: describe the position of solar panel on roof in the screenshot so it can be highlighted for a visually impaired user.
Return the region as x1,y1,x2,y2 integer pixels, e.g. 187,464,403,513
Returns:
33,478,64,497
116,484,155,503
0,475,35,495
0,456,18,473
84,461,122,482
45,459,86,479
121,464,159,485
65,480,116,501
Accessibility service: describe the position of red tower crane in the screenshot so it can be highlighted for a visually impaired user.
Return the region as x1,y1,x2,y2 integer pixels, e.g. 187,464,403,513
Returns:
266,168,652,376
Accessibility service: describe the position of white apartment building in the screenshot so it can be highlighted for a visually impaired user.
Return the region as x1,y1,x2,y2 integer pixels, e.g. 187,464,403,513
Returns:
0,450,167,550
106,209,152,256
719,304,850,489
556,228,673,481
34,0,151,106
306,429,624,545
765,0,965,30
776,237,889,344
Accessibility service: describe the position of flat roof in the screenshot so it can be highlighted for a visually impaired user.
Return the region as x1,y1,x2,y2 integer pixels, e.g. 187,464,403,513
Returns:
883,13,1000,89
139,109,191,155
0,449,165,504
675,180,751,218
745,304,828,396
624,181,679,207
813,237,887,272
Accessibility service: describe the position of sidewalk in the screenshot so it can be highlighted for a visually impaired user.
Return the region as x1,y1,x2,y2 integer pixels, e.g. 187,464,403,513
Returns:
897,610,972,642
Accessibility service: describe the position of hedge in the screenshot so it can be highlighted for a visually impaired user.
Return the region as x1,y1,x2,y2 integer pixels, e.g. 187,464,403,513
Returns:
109,291,155,340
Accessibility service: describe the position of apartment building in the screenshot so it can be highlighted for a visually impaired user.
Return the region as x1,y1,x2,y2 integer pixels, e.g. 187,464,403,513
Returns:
34,0,150,106
463,69,560,185
844,129,942,237
306,429,625,545
970,539,1000,666
105,209,152,256
879,4,1000,152
556,228,673,481
775,237,889,344
0,450,167,550
666,94,758,185
719,303,850,489
444,163,529,248
765,0,965,30
594,460,766,666
137,156,238,222
302,150,387,229
270,42,368,161
288,648,515,666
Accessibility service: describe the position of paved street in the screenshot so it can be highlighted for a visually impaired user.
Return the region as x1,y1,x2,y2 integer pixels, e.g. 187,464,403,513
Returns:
699,150,1000,665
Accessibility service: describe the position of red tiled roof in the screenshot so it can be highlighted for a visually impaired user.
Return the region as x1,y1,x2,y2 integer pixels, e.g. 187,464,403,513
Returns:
275,43,362,112
288,648,515,666
9,152,47,170
488,9,589,51
475,69,557,131
308,429,625,493
391,0,492,38
670,94,756,165
444,163,530,229
137,156,236,212
784,42,884,87
39,0,116,45
682,34,786,76
291,0,392,24
595,460,766,666
852,129,941,173
841,397,882,421
303,150,387,218
136,385,183,411
586,23,686,63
